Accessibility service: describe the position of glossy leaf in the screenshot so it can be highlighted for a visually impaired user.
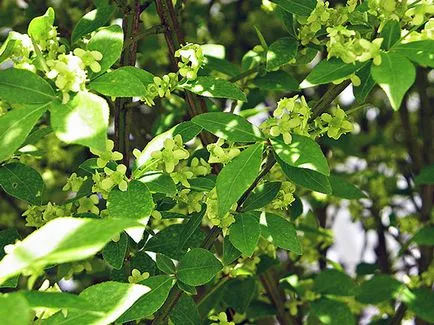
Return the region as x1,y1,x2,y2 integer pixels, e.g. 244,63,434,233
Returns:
253,71,299,92
102,231,128,270
108,180,154,220
50,92,109,151
311,298,355,325
117,275,175,322
266,37,298,71
277,156,332,194
0,68,56,104
313,269,357,296
380,20,401,50
0,103,49,162
87,25,123,77
371,52,416,110
301,59,362,87
265,213,302,254
229,211,261,256
0,293,32,325
139,172,177,196
0,163,44,205
156,253,176,274
271,0,316,16
242,181,281,211
192,112,263,142
89,68,149,97
271,135,330,176
170,294,201,325
392,40,434,68
329,175,366,199
216,143,264,217
177,248,223,286
180,76,247,102
44,281,151,325
356,275,402,304
0,217,139,284
71,5,115,43
354,61,375,103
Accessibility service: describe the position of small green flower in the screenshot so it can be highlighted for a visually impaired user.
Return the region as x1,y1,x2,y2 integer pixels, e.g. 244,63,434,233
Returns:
320,107,353,139
207,139,240,164
103,164,128,191
62,173,87,192
90,139,124,168
151,135,190,173
175,43,204,80
73,48,103,73
128,269,150,283
77,194,99,214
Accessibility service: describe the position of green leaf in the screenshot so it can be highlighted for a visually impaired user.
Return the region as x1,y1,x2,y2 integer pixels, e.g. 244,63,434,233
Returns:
44,281,151,325
355,275,402,304
27,8,55,41
0,217,139,284
216,143,264,217
89,68,149,97
266,37,298,71
270,0,316,16
192,112,263,142
414,164,434,185
102,231,128,269
223,237,241,265
271,135,330,176
173,121,203,142
265,213,302,254
0,163,44,205
392,40,434,68
118,66,155,86
202,55,240,77
108,180,154,220
180,76,247,102
177,248,223,286
301,59,362,87
402,288,434,323
117,275,175,322
156,253,176,274
0,103,48,162
380,20,401,50
229,211,261,256
139,172,177,196
170,294,201,325
411,226,434,246
179,209,205,249
371,52,416,110
0,293,32,325
310,298,355,325
50,92,109,151
177,281,197,295
87,25,123,77
145,224,204,260
0,35,18,65
242,181,281,211
354,61,375,103
223,277,257,313
21,291,98,311
0,68,56,104
313,269,356,296
253,71,299,92
188,175,216,192
329,175,366,199
277,156,332,194
71,5,115,43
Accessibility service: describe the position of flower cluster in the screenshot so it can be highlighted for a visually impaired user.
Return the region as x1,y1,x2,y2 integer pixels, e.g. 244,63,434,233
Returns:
314,107,353,140
209,312,235,325
269,181,296,210
205,188,236,231
23,203,73,228
207,139,241,164
151,135,190,173
90,140,124,169
175,43,204,80
261,95,311,144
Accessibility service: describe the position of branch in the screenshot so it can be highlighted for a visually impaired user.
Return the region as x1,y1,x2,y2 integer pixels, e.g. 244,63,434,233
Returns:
114,1,141,168
390,302,408,325
310,80,351,120
123,25,166,49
